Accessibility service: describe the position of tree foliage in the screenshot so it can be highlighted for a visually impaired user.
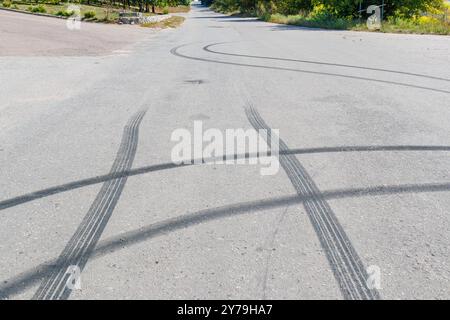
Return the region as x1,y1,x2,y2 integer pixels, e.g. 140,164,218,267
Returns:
19,0,190,13
210,0,445,18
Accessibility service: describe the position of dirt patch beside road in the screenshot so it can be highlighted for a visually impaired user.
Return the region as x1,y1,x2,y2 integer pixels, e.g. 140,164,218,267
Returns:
0,10,152,56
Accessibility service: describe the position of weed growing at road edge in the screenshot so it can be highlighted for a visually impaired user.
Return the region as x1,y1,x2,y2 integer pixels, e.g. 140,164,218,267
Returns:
141,16,185,29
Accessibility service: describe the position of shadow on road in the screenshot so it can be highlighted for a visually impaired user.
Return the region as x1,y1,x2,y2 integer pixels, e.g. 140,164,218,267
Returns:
1,179,450,299
2,145,450,213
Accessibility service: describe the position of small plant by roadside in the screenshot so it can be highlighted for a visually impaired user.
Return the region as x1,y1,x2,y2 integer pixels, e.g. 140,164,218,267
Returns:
83,11,96,19
28,5,46,14
2,0,11,8
262,12,353,30
56,9,75,17
162,7,169,14
379,16,450,34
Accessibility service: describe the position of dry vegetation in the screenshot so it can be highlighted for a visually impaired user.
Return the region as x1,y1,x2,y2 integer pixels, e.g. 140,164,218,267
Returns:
141,15,185,28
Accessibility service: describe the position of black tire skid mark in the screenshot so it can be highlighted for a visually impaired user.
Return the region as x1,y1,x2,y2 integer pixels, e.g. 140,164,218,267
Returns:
41,110,145,300
170,44,450,94
35,111,143,300
203,43,450,83
2,145,450,213
32,110,146,300
3,180,450,298
244,105,380,300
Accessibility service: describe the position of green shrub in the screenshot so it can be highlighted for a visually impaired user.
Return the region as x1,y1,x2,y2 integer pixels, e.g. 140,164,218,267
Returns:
263,11,353,30
212,0,449,34
381,16,450,34
211,0,241,13
56,9,74,17
163,7,169,14
212,0,445,20
83,11,96,19
29,5,47,13
2,0,11,8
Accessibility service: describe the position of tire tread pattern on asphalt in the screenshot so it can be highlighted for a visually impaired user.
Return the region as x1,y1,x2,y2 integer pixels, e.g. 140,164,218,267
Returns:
32,110,146,300
245,105,380,300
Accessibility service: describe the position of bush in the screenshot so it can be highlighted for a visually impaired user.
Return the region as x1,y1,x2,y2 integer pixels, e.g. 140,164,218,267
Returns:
28,5,47,13
83,11,96,19
2,0,11,8
381,15,450,34
163,7,169,14
211,0,241,13
212,0,445,20
264,12,352,29
417,15,440,25
56,9,75,17
211,0,449,34
270,0,312,15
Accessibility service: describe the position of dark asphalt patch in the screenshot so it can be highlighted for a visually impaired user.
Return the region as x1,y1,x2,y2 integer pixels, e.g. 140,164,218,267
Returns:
185,79,206,85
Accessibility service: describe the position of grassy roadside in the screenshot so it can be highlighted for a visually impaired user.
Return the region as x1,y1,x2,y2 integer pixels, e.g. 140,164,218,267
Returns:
263,12,450,35
212,2,450,35
0,2,190,23
0,3,121,22
141,15,185,28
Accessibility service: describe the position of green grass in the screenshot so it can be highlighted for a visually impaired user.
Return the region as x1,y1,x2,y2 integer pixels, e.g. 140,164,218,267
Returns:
378,17,450,35
28,4,47,13
263,13,354,30
0,3,190,23
210,1,450,35
157,5,190,14
262,12,450,35
83,10,96,20
0,3,120,21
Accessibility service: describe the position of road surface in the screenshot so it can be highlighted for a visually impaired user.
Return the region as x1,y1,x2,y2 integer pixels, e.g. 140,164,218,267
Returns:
1,4,450,299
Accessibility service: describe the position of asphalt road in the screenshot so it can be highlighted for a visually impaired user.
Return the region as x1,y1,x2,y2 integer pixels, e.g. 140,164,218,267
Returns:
1,4,450,300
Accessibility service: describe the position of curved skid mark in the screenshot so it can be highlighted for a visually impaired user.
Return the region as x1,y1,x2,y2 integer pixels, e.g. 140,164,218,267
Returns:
32,110,146,300
245,105,380,300
1,180,450,299
204,42,450,83
1,145,449,213
170,44,450,94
